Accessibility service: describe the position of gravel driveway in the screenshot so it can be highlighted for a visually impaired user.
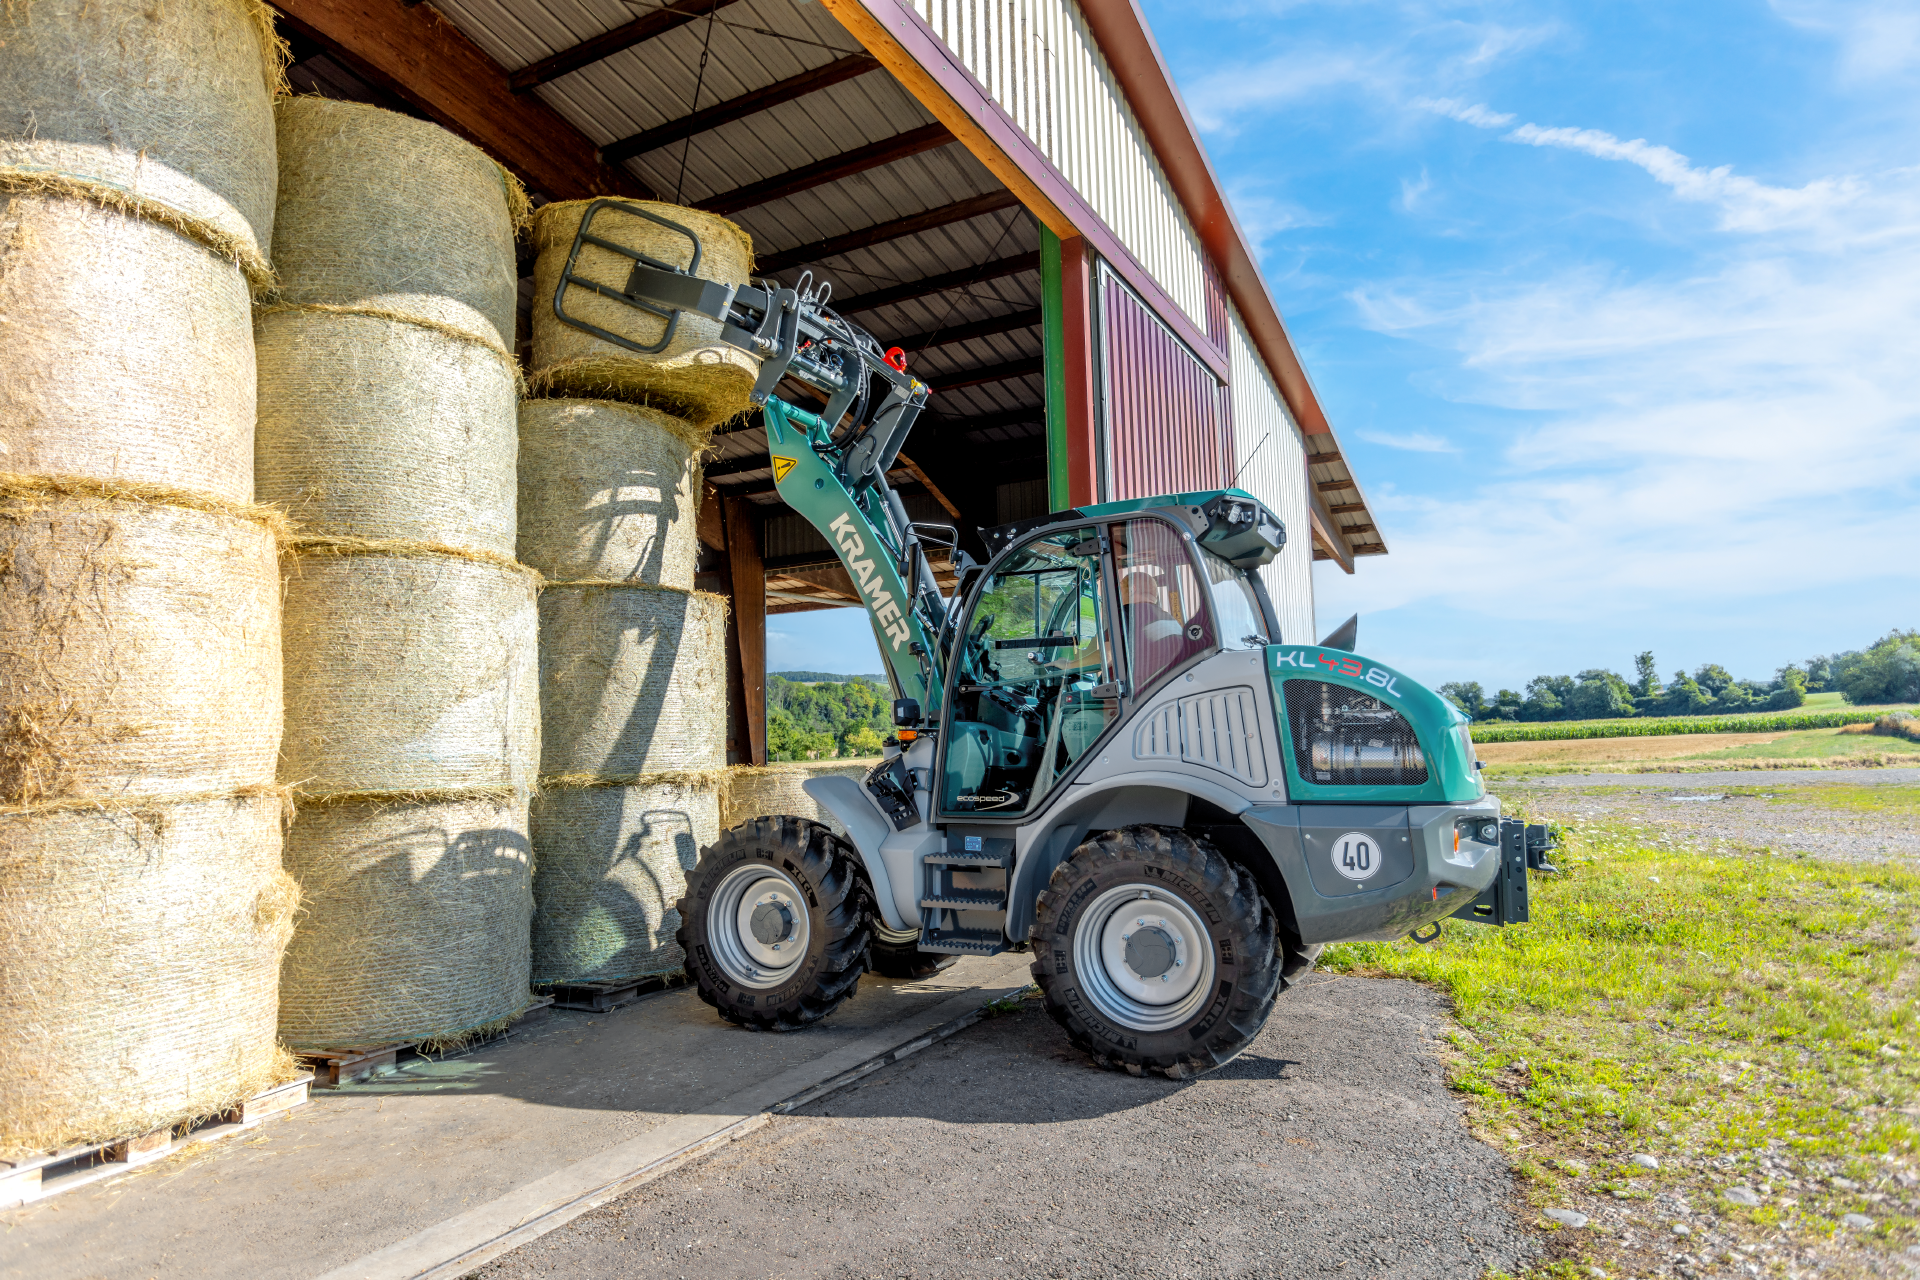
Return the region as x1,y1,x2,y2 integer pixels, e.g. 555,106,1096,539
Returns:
467,974,1535,1280
1497,768,1920,864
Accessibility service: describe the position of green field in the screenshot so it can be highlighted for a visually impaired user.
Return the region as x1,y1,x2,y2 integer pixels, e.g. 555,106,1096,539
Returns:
1471,706,1911,745
1324,820,1920,1275
1686,726,1920,762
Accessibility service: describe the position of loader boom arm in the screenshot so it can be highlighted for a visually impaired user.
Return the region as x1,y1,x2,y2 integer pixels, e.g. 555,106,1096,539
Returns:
547,199,955,712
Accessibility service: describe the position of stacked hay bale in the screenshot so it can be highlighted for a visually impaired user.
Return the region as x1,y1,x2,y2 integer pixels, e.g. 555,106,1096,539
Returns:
519,400,730,986
260,98,540,1050
721,761,880,839
0,0,299,1157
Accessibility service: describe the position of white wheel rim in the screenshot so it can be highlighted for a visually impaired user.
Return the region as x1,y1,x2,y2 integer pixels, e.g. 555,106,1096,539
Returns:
708,863,811,990
1072,883,1217,1032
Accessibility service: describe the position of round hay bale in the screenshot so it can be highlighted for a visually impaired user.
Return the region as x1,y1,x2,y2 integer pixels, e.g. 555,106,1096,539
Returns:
0,0,283,274
271,98,524,350
255,310,519,555
0,488,283,807
529,776,719,985
277,793,533,1048
517,399,709,587
720,761,878,838
0,791,298,1160
529,199,757,430
0,194,256,503
280,550,540,794
537,585,727,779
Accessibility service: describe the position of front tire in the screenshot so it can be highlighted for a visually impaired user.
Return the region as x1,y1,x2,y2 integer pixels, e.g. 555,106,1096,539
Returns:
676,816,871,1031
869,927,952,980
1030,825,1281,1078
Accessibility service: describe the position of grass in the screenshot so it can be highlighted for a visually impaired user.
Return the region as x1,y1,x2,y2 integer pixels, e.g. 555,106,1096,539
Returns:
1471,707,1912,745
1321,817,1920,1278
1689,728,1920,763
1804,693,1850,710
1738,785,1920,817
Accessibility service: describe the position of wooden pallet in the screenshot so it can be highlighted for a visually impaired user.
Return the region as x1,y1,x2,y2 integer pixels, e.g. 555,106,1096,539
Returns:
0,1073,312,1209
543,971,687,1012
297,996,557,1088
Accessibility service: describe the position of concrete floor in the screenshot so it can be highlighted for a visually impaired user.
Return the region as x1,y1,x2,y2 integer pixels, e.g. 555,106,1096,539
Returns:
0,955,1033,1280
466,973,1536,1280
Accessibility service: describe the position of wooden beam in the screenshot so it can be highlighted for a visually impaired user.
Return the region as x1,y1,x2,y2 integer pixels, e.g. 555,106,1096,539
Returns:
269,0,648,201
697,123,952,216
831,252,1040,316
1307,485,1353,575
1328,502,1368,515
891,307,1042,354
1340,523,1378,536
756,190,1022,276
509,0,743,92
894,452,961,520
723,496,768,765
927,355,1043,393
1314,479,1354,493
1305,448,1344,467
603,53,881,163
922,405,1046,435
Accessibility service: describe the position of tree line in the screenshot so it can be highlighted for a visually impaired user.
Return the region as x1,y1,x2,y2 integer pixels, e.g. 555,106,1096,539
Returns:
766,673,891,761
1439,629,1920,723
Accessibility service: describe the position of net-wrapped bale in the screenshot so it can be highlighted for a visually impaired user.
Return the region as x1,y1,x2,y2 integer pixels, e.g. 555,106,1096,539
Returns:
255,310,519,555
0,484,283,806
277,793,532,1048
0,195,256,503
0,0,284,278
517,399,709,587
722,761,878,837
537,585,726,779
270,98,524,351
280,550,540,794
530,776,719,985
529,200,757,430
0,791,298,1159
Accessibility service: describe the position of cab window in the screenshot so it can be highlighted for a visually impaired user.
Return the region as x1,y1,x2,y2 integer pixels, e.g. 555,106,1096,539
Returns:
1111,518,1213,693
941,527,1116,816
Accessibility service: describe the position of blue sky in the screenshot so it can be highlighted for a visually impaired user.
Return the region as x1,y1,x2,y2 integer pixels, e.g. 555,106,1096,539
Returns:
772,0,1920,691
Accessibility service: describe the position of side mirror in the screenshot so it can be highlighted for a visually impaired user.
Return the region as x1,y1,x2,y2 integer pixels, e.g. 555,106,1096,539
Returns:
892,698,921,727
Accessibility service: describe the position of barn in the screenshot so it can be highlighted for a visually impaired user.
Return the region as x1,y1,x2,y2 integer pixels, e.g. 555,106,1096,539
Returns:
274,0,1386,763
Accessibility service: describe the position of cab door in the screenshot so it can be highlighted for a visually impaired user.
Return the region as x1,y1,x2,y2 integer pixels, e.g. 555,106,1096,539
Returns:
940,525,1122,817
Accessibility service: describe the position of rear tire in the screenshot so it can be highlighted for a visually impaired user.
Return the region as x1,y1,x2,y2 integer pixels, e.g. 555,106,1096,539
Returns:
1030,825,1281,1078
868,930,951,980
676,816,870,1031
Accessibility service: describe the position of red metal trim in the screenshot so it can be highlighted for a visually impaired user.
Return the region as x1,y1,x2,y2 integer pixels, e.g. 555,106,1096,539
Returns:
1058,237,1101,506
821,0,1229,383
1076,0,1340,439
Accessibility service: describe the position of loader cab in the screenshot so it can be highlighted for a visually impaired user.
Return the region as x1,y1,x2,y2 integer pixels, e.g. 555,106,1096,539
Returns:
935,494,1283,820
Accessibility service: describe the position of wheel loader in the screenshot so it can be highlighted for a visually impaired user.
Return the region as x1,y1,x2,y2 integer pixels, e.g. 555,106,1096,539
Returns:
553,200,1536,1078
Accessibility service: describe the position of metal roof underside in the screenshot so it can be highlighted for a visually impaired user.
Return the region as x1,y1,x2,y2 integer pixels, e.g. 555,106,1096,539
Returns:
379,0,1046,542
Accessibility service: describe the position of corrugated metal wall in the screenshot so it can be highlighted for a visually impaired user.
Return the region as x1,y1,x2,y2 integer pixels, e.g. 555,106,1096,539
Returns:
1224,308,1314,644
1098,266,1230,501
906,0,1212,334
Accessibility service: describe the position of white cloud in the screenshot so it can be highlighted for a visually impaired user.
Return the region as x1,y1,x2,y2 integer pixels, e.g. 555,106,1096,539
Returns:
1772,0,1920,80
1397,166,1433,212
1333,165,1920,637
1413,96,1514,128
1503,123,1864,231
1359,429,1457,453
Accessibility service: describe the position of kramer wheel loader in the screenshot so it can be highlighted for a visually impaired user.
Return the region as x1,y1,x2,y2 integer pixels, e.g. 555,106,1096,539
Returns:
552,200,1535,1078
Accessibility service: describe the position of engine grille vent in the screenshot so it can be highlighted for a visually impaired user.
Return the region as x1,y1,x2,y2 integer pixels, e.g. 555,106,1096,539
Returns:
1282,679,1428,787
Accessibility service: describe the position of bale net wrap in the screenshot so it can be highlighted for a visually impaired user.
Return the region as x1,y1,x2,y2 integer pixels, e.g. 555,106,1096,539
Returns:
279,549,540,795
0,485,284,806
529,200,758,430
0,195,256,503
0,791,299,1160
517,399,710,588
529,775,720,985
270,98,525,351
0,0,285,279
536,585,727,779
255,310,519,556
721,761,879,838
276,793,533,1048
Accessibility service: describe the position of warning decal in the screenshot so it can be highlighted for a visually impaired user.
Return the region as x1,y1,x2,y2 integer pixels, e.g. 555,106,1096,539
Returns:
769,455,798,484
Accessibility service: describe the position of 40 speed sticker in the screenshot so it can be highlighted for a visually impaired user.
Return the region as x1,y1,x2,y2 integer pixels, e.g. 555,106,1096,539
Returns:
1331,832,1380,881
